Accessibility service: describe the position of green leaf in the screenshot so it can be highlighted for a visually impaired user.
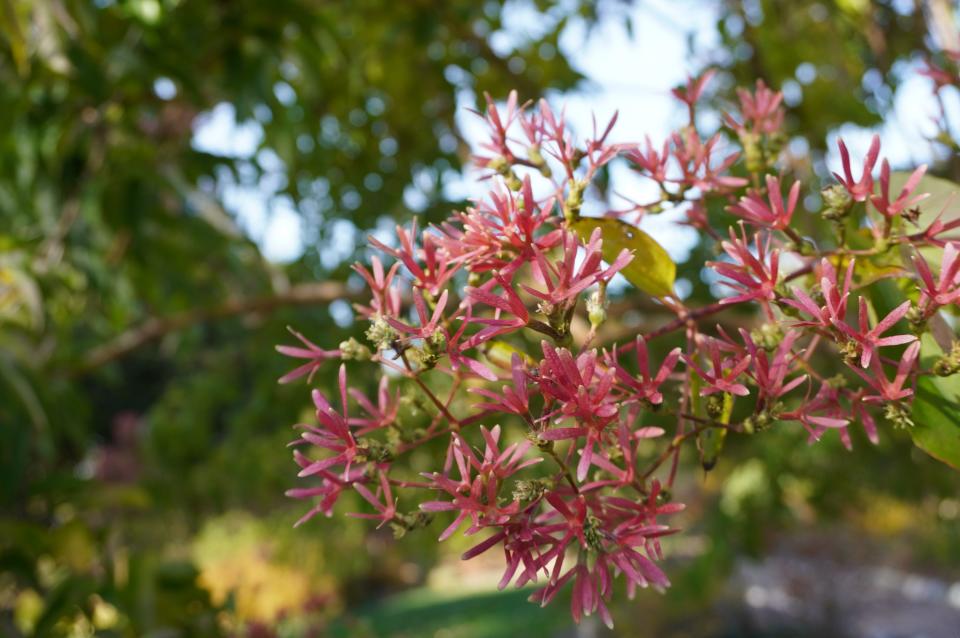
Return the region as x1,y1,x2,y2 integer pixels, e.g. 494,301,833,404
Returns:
571,217,676,298
699,393,733,472
887,171,960,230
910,376,960,470
888,171,960,277
918,333,960,402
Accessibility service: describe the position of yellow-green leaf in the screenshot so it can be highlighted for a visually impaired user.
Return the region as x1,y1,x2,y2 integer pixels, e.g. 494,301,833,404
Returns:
571,217,676,298
699,393,733,472
887,171,960,230
485,340,535,369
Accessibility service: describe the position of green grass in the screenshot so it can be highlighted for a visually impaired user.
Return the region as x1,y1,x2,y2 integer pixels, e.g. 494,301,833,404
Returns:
327,585,574,638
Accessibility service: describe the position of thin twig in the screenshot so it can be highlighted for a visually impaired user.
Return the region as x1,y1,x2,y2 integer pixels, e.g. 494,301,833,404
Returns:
73,282,353,375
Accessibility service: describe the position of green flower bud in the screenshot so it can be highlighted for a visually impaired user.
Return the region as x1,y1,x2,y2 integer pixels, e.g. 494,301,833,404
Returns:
821,184,853,220
750,323,784,351
933,341,960,377
740,131,764,173
512,478,554,503
906,305,927,332
366,316,398,351
586,289,608,329
390,511,433,538
884,402,914,429
583,515,605,552
339,337,372,361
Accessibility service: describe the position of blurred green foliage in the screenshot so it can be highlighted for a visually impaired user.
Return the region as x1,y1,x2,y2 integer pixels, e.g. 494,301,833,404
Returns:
1,0,957,636
0,0,582,634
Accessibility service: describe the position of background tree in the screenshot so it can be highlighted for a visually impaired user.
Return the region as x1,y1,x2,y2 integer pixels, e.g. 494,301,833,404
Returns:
1,0,957,636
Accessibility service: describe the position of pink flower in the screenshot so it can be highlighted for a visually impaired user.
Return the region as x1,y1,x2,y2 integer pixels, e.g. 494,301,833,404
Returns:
386,289,449,342
291,365,359,480
348,470,398,529
871,160,928,219
436,177,561,275
473,90,522,170
420,425,537,541
368,221,459,296
782,382,850,442
709,225,780,311
741,329,808,401
580,415,664,490
671,70,716,121
913,242,960,308
683,338,751,397
850,390,880,445
461,518,558,590
348,376,400,435
286,470,359,527
537,342,619,430
536,343,621,480
850,340,920,404
607,337,681,405
275,327,340,384
728,175,800,230
352,255,402,319
671,130,748,192
444,310,498,381
470,353,532,417
464,275,529,345
835,298,916,368
917,202,960,246
784,258,856,328
724,79,784,135
833,134,881,202
525,229,631,308
626,136,671,183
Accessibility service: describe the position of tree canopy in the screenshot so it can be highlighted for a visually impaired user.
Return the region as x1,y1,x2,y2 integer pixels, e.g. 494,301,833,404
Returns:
1,1,955,636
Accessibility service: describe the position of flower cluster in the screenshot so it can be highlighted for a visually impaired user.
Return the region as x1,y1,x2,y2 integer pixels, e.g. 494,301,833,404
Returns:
276,69,959,627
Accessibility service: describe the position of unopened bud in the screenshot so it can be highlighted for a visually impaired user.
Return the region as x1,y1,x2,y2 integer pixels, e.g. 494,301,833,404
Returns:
933,341,960,377
884,402,914,429
356,439,394,464
839,340,860,365
740,131,764,173
339,337,371,361
563,179,587,222
512,478,553,503
505,170,523,191
487,156,509,173
706,393,728,420
750,323,784,351
821,184,852,220
906,305,926,331
742,403,783,434
366,317,398,351
527,144,551,177
390,511,433,538
825,374,848,390
587,288,608,329
527,431,554,452
583,515,605,552
655,487,672,506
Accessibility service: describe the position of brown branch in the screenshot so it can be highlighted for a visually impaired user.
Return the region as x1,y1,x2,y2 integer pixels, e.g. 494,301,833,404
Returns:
73,281,352,375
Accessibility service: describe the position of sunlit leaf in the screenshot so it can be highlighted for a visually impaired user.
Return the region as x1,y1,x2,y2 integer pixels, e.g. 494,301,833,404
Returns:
888,171,960,230
918,334,960,402
888,171,960,276
571,217,676,298
485,340,535,369
910,376,960,470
